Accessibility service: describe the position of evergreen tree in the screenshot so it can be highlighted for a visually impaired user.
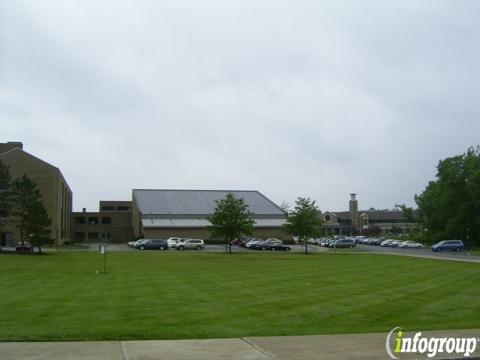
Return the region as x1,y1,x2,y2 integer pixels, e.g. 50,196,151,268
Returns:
10,175,52,252
0,160,11,235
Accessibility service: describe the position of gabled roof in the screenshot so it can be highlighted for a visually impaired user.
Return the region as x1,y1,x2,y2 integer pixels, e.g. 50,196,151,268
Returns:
133,189,286,216
0,147,58,171
335,210,406,221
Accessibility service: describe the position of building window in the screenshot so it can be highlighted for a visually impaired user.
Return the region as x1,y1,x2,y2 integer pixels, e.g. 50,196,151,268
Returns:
75,217,86,225
75,232,86,241
101,217,111,224
88,217,99,225
325,214,331,222
101,206,114,211
88,232,99,240
116,206,130,211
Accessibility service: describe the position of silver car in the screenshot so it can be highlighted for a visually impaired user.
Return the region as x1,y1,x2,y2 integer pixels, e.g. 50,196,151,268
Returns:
401,241,423,249
176,239,205,250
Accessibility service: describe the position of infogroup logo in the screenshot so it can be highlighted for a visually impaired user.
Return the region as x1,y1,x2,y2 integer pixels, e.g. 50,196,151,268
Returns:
386,327,478,359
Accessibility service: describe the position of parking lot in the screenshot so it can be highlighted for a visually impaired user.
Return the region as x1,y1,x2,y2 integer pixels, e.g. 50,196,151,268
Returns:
356,243,480,262
72,243,326,253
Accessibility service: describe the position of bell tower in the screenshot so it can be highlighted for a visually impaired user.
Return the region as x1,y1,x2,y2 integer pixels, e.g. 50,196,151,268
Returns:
349,193,359,230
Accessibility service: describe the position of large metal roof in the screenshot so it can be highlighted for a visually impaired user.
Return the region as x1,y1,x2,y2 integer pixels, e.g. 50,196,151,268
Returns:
142,218,287,228
133,189,286,217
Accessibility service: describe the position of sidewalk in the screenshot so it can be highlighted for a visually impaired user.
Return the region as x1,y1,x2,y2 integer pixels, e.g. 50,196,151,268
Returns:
1,329,479,360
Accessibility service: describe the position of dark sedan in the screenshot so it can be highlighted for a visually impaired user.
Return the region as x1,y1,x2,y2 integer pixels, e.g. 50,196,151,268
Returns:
135,239,169,250
16,242,34,252
266,244,291,252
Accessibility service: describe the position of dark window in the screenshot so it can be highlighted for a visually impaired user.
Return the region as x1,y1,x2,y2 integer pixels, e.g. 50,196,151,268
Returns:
75,217,86,225
88,217,99,225
101,217,111,224
75,232,86,241
88,232,99,240
101,206,114,211
325,214,331,222
116,206,130,211
0,209,8,218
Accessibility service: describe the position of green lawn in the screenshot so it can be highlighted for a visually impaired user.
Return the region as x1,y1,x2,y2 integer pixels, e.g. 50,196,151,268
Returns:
0,251,479,341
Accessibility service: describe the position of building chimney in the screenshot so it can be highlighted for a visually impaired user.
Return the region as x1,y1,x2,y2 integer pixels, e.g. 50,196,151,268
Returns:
0,141,23,155
82,208,86,213
349,193,359,229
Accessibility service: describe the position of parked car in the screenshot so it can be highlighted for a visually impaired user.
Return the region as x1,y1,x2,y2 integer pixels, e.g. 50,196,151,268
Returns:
135,239,169,250
15,242,34,252
400,241,423,249
230,239,243,246
167,237,186,249
432,240,464,252
264,238,283,245
176,239,205,250
372,238,385,246
266,243,292,251
320,239,330,247
245,239,264,248
250,241,270,250
380,240,395,247
128,239,148,247
330,239,356,248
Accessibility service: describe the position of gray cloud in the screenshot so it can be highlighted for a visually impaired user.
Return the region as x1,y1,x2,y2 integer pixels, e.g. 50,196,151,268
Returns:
1,0,480,212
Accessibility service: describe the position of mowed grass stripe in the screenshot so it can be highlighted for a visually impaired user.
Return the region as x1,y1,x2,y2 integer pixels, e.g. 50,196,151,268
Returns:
0,251,478,341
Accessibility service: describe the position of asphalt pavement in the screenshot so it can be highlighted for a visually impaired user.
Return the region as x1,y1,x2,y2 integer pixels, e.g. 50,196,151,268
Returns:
355,244,480,263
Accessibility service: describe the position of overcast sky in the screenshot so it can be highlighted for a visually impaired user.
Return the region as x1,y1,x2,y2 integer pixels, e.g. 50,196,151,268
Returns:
1,1,479,212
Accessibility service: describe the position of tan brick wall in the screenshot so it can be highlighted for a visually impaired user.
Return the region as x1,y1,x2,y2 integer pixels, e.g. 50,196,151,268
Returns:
131,196,142,239
71,211,133,243
0,149,72,245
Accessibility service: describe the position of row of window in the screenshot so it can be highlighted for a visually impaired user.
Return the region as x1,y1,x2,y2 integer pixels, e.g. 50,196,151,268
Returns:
100,206,131,211
75,217,111,225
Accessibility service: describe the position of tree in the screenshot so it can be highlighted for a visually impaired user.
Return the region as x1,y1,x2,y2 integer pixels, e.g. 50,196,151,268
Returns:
283,197,323,254
208,193,255,254
0,160,11,235
395,203,416,223
10,175,52,253
415,146,480,246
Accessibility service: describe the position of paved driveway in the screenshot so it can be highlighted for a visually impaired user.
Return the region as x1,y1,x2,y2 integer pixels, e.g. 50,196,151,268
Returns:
357,244,480,263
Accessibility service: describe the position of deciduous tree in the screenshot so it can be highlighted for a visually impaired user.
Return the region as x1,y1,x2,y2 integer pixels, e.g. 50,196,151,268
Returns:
208,193,255,254
415,146,480,246
283,197,323,254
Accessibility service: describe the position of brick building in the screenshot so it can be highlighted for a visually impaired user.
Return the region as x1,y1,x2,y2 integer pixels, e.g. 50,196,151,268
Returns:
71,201,133,243
0,142,72,247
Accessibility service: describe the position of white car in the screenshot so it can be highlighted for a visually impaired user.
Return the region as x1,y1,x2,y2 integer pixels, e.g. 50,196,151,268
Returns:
400,241,423,249
246,239,263,248
166,237,186,249
264,238,282,245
